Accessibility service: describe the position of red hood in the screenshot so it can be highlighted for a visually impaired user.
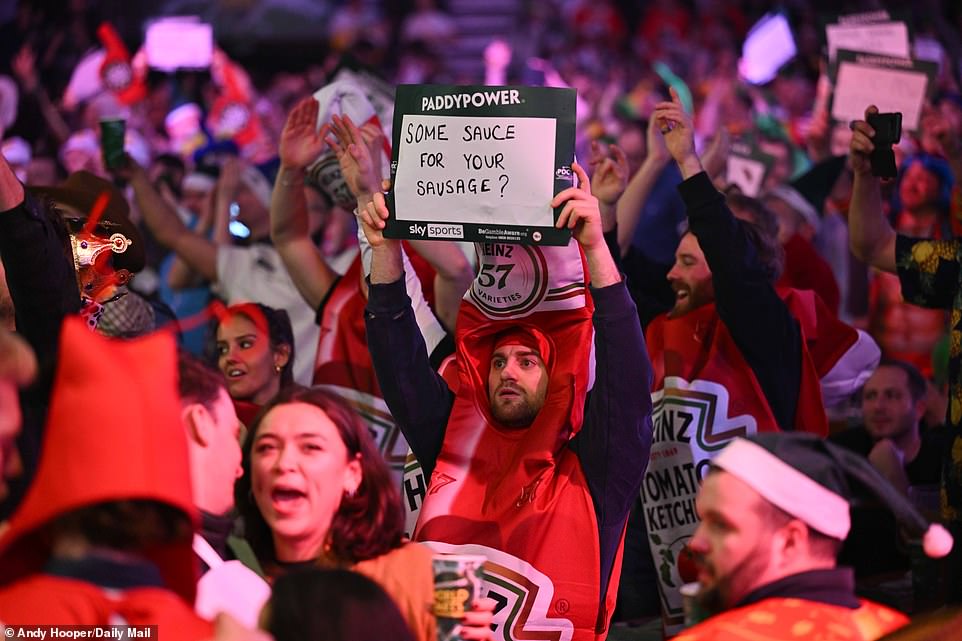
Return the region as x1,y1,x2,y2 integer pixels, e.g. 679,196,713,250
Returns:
0,316,199,604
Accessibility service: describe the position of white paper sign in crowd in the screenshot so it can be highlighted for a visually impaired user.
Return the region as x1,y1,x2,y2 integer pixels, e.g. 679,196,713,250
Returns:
393,114,557,227
825,21,910,62
831,51,937,131
386,84,576,246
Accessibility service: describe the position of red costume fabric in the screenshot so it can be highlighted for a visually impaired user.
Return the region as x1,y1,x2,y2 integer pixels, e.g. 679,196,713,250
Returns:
0,317,210,637
415,243,622,641
778,233,841,314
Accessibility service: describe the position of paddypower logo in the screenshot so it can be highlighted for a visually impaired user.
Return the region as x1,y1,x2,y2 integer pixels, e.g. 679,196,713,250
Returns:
422,89,522,111
409,223,464,239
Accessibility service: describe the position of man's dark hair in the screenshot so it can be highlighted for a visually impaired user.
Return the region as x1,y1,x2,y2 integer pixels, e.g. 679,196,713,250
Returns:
177,349,227,410
725,193,785,282
876,358,927,404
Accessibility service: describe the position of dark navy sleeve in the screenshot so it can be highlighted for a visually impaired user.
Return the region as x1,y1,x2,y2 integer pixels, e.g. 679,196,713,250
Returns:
365,276,454,480
569,278,653,603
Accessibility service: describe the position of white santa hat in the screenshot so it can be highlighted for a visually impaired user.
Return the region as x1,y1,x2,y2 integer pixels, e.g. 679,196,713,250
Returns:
713,433,953,559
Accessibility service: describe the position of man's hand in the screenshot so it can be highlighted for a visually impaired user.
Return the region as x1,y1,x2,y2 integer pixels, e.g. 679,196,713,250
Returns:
324,113,383,203
652,87,702,178
701,126,731,181
459,597,497,641
645,114,671,166
11,46,38,93
278,96,325,171
588,140,629,208
552,162,604,250
217,157,243,202
108,153,147,185
849,105,879,178
868,437,910,495
356,183,392,248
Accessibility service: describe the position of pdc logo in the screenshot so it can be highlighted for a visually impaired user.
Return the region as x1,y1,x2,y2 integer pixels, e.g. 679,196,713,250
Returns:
554,166,572,180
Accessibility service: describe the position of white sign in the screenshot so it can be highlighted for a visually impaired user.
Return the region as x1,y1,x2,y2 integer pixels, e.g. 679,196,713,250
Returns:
727,155,768,197
145,18,213,71
826,21,910,62
393,114,557,227
831,56,932,131
739,12,796,85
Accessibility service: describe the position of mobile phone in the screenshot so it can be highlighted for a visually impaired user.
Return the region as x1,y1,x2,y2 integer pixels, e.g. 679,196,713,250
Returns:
99,118,127,170
866,112,902,179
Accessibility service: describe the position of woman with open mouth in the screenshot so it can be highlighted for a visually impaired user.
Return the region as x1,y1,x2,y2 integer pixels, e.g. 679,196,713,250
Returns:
234,387,495,641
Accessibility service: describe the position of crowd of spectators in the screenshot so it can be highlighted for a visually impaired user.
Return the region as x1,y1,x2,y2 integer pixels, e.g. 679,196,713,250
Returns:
1,0,962,639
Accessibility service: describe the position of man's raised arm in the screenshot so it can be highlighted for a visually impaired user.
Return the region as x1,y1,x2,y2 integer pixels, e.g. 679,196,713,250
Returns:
848,106,897,274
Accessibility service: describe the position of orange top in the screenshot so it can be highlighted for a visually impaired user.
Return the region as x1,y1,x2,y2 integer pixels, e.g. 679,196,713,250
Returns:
353,542,436,641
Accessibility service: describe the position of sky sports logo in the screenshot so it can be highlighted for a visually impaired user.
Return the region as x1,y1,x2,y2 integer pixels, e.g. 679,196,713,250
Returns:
409,223,464,239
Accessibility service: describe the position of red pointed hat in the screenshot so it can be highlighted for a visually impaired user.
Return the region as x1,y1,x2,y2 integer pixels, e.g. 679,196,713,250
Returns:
0,316,199,603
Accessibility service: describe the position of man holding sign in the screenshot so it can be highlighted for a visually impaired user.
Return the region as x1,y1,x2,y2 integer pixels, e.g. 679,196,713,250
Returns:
386,84,576,246
336,102,652,640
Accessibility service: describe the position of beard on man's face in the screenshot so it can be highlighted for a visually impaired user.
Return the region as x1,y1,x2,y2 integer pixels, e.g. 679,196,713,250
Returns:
489,385,542,428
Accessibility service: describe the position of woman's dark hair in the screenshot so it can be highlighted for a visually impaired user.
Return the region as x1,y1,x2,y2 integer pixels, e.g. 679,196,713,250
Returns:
724,192,785,283
266,568,415,641
236,388,404,566
211,302,296,388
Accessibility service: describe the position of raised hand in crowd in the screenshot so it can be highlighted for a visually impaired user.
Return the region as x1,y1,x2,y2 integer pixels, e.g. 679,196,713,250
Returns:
11,46,38,94
324,112,385,206
325,105,472,328
278,96,326,172
552,161,620,287
587,139,628,231
10,45,69,146
653,87,702,179
270,96,339,310
700,126,730,185
614,115,672,254
921,102,962,179
112,152,220,283
848,105,897,274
